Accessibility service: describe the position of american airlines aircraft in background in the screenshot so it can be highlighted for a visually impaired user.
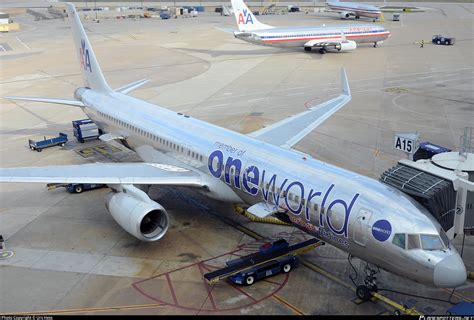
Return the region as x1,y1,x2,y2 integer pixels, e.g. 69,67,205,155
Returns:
326,0,383,22
1,4,466,293
231,0,390,53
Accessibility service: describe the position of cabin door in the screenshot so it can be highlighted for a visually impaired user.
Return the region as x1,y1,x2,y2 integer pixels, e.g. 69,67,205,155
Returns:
353,209,372,247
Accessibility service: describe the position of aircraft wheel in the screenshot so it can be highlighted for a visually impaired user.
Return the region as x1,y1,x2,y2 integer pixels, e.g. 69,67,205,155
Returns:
304,46,312,52
282,263,292,273
356,285,371,301
319,48,327,54
37,148,42,152
74,185,83,194
245,275,255,285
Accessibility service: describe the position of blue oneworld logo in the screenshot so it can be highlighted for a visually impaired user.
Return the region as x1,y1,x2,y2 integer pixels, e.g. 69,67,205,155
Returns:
372,219,392,242
207,148,360,242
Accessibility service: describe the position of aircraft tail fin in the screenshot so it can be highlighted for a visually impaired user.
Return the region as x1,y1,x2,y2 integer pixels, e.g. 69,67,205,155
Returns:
65,3,111,92
230,0,273,32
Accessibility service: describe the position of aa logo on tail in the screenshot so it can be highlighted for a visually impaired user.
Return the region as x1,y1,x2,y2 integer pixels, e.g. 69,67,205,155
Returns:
79,39,92,73
238,9,254,25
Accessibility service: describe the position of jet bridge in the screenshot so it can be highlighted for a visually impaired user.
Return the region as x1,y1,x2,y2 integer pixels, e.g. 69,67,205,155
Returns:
380,150,474,240
381,163,457,232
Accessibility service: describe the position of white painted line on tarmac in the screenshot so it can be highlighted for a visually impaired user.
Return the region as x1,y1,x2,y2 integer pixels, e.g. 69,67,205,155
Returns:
206,103,229,108
286,92,305,96
248,97,267,102
16,36,30,50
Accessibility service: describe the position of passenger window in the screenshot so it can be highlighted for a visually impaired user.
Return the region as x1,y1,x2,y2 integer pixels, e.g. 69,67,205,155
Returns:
392,233,406,249
407,234,421,250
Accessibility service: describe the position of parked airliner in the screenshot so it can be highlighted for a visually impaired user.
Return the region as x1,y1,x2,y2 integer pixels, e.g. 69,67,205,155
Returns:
1,3,465,292
326,0,383,21
231,0,390,53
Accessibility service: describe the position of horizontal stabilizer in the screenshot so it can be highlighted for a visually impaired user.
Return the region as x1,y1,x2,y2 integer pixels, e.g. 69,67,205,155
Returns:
0,162,205,186
115,79,149,95
4,96,84,107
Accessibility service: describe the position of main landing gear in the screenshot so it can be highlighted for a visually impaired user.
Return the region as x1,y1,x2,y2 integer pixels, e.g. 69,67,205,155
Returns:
348,255,379,301
373,42,378,48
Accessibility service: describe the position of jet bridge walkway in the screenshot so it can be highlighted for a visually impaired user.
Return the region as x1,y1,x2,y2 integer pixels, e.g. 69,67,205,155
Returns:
203,238,323,285
380,163,456,232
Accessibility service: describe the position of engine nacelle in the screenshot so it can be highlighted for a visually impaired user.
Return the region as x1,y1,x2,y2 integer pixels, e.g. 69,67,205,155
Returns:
106,185,169,241
339,11,351,19
336,40,357,51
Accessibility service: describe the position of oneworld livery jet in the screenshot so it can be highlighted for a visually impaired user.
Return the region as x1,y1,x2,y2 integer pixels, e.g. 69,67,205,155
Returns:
326,0,383,22
231,0,390,53
1,4,466,292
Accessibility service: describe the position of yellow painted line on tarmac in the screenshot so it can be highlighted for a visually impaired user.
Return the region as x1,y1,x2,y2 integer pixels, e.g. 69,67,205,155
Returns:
7,303,166,315
273,294,305,315
443,288,473,303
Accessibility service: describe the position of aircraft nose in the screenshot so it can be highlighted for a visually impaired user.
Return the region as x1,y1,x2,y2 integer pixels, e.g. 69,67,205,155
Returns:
433,254,467,288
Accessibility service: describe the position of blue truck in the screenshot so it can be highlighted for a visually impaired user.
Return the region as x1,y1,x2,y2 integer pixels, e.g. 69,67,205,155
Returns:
72,119,100,143
66,183,106,193
28,133,68,152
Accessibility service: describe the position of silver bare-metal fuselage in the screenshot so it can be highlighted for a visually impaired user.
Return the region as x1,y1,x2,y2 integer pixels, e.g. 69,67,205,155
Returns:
76,87,466,288
235,24,390,48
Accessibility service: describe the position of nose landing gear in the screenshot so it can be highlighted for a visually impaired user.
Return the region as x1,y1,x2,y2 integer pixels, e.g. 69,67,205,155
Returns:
348,254,379,301
357,266,379,301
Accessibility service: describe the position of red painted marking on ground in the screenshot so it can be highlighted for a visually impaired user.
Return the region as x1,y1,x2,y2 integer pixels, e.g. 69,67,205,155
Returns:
228,282,258,302
131,230,306,312
165,273,178,306
197,262,217,310
262,277,284,286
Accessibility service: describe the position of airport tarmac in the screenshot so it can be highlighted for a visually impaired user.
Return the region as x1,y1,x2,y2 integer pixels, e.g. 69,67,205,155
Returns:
0,2,473,315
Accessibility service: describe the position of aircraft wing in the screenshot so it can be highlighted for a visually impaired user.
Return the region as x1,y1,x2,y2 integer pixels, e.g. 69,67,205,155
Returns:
0,162,205,186
248,68,351,148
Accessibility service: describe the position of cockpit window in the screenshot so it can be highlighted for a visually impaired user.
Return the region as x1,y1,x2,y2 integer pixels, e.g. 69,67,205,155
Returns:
407,234,421,250
439,228,450,247
420,234,444,250
392,233,406,249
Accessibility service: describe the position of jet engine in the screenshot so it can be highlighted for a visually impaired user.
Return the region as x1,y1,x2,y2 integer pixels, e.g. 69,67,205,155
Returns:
339,12,351,19
336,40,357,51
105,185,169,241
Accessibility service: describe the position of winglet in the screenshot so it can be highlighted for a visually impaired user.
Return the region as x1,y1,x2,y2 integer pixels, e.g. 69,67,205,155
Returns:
341,67,350,96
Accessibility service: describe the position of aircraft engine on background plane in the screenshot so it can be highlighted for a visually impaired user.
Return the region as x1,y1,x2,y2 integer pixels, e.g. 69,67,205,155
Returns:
105,184,169,241
339,11,351,19
337,40,357,51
